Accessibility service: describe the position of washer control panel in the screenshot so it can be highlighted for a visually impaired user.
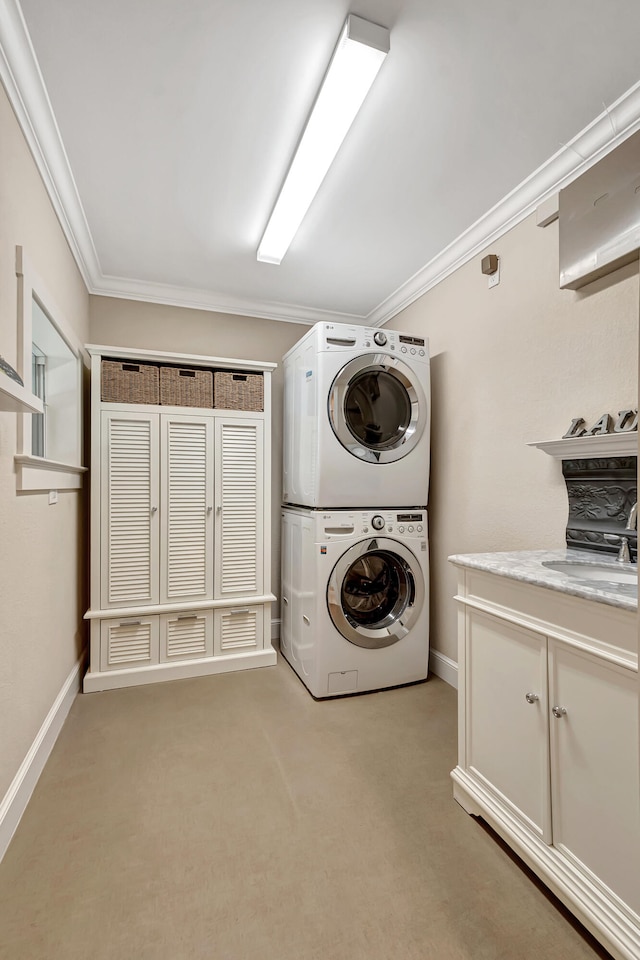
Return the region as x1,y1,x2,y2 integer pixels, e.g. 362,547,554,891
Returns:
361,511,426,537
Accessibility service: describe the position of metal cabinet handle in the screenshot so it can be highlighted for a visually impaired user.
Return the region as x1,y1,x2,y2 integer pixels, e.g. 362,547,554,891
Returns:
119,620,141,627
552,706,567,719
207,506,213,514
230,608,250,615
177,614,198,621
525,693,539,704
303,615,310,625
150,506,158,515
282,596,289,605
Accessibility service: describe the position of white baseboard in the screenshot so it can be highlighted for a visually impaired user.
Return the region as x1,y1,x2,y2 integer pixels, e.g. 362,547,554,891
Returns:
429,649,458,689
83,647,277,692
0,655,84,863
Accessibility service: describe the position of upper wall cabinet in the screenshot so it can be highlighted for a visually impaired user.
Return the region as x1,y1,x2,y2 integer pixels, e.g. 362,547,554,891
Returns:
84,345,277,693
559,129,640,289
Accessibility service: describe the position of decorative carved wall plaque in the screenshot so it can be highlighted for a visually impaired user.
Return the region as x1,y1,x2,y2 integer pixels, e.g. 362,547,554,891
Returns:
562,456,637,559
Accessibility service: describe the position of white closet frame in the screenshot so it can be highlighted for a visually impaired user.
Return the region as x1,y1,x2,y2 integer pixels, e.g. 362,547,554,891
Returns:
83,344,277,692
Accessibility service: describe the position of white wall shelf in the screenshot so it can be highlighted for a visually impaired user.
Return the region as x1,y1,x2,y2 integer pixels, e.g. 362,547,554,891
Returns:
0,375,43,414
527,433,638,459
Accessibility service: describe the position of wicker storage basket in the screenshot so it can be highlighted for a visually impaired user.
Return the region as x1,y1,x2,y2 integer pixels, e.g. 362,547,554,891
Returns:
101,359,159,404
213,371,263,411
160,366,213,408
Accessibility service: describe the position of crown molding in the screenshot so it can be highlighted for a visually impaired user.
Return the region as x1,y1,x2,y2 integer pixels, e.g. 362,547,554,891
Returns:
367,79,640,328
90,274,362,326
0,0,101,288
3,0,640,328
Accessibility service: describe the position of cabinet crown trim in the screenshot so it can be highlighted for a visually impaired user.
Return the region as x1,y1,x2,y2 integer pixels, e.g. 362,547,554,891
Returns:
86,344,277,373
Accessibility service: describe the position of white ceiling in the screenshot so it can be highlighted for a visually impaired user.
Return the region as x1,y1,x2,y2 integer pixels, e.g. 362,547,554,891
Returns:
4,0,640,325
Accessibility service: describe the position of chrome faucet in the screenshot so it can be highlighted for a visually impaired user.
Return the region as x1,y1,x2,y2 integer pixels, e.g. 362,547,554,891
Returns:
603,534,631,563
605,501,638,563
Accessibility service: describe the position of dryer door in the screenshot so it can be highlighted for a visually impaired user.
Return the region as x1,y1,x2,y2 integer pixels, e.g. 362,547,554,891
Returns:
328,353,427,463
327,538,425,649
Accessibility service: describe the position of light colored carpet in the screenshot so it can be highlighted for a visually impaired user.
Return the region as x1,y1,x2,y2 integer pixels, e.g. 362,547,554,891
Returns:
0,657,611,960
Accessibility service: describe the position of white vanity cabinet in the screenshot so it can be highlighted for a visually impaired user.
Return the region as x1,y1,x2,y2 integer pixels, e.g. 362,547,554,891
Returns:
452,563,640,960
548,641,640,916
464,610,550,841
84,346,277,692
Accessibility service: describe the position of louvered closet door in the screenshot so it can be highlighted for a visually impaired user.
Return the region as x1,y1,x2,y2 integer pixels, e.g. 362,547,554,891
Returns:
101,411,159,608
160,415,214,604
214,417,264,599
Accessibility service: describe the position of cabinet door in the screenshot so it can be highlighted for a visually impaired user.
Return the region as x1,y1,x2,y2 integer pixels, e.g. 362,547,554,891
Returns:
214,418,264,600
160,610,213,662
214,605,264,656
549,641,640,913
465,609,550,840
100,616,159,671
101,411,159,608
160,415,214,604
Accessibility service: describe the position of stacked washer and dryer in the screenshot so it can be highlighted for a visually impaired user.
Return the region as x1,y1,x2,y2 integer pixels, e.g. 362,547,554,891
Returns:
280,322,431,698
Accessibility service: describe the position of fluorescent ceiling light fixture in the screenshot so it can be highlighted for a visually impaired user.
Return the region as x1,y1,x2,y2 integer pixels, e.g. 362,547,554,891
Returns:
257,14,390,265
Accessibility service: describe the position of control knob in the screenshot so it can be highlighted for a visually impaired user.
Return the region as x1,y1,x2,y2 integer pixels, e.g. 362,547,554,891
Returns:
373,331,387,346
371,515,385,531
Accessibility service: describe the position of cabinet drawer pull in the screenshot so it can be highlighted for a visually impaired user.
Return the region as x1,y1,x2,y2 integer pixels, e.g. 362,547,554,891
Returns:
552,705,567,719
303,615,310,625
525,692,539,704
229,608,250,615
177,614,198,621
119,620,141,627
282,596,289,605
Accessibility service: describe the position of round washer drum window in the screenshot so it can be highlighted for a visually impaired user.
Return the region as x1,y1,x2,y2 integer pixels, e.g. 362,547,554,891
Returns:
341,551,411,629
327,538,425,649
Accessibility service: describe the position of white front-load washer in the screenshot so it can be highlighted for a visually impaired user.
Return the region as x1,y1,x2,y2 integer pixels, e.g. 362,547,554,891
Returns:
280,506,429,698
283,322,430,509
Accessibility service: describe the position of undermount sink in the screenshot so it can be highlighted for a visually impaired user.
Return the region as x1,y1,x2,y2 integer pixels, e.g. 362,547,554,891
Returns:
542,560,638,585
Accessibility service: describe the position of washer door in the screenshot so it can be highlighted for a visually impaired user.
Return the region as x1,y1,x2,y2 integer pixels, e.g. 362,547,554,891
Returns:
327,538,425,649
328,353,426,463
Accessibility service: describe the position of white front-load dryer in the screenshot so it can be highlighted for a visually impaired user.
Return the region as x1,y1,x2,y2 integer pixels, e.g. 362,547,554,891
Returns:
280,506,429,698
283,322,430,509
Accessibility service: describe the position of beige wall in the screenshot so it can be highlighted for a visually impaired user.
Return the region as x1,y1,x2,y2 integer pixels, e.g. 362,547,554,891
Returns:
89,296,309,606
0,84,89,800
390,213,639,667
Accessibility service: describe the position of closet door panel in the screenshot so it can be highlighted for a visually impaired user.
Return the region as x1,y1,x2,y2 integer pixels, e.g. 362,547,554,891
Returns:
160,611,213,662
100,411,159,608
214,606,264,656
100,616,160,671
160,415,214,604
214,418,264,599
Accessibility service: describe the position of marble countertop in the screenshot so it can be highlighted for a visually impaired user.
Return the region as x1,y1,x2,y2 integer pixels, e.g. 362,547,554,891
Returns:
448,549,637,612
